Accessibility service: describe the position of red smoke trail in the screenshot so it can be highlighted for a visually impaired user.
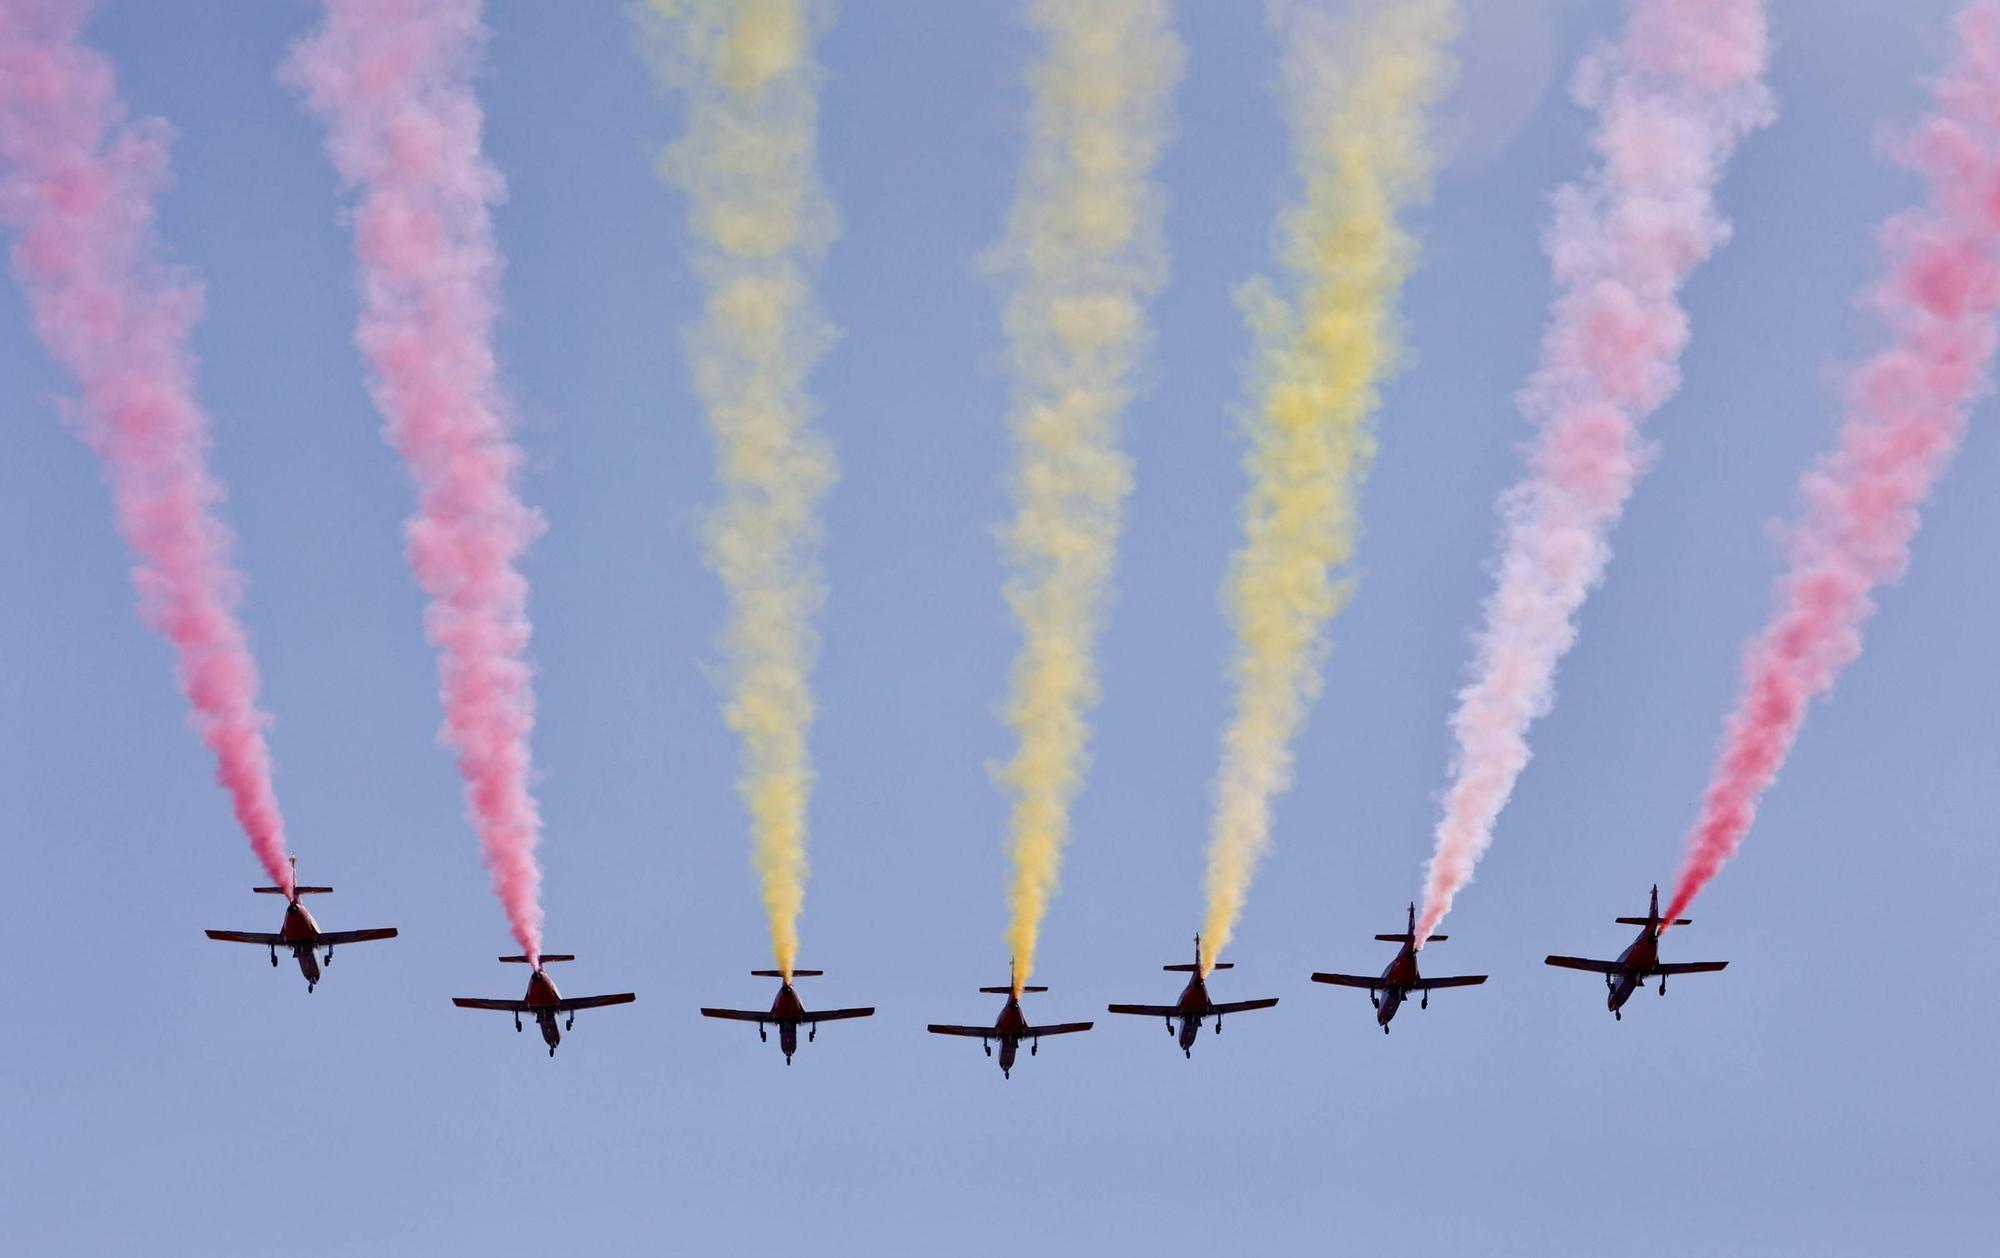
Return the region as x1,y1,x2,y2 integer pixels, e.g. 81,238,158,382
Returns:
0,0,293,894
1416,0,1772,945
289,0,544,959
1665,0,2000,926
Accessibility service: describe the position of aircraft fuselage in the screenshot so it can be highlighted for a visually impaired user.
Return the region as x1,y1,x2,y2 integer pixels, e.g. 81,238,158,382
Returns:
1607,930,1661,1013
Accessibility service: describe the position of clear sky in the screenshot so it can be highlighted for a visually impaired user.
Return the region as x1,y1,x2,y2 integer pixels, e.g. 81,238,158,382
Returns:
2,2,1994,1255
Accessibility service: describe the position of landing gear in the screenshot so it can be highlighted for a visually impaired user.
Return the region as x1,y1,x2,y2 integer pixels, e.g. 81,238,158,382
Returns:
784,1055,792,1066
324,947,334,966
1215,1018,1223,1035
307,982,315,994
1659,976,1667,996
269,948,278,968
1421,990,1429,1010
983,1042,991,1057
808,1025,817,1042
1370,993,1380,1010
1382,1022,1389,1035
758,1027,767,1042
566,1014,575,1031
1614,1008,1622,1021
1163,1018,1173,1035
548,1045,555,1058
1030,1040,1038,1056
1183,1047,1191,1059
514,1016,522,1033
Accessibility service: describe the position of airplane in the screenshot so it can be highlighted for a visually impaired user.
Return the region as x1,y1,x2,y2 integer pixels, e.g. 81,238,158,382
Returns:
451,955,636,1056
1106,934,1278,1058
1310,903,1487,1034
1545,884,1729,1020
926,961,1093,1079
204,856,397,992
701,970,875,1065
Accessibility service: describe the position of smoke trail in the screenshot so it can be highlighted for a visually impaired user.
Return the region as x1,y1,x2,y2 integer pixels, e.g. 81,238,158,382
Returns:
1201,0,1459,968
636,0,835,979
1416,0,1772,945
1665,0,2000,925
0,0,292,894
289,0,545,960
992,1,1181,992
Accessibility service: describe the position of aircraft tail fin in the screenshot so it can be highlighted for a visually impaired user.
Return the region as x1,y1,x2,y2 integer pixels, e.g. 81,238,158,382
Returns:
752,969,822,978
255,885,331,895
499,954,574,964
1616,917,1691,927
1375,933,1442,943
981,985,1048,994
1163,962,1232,972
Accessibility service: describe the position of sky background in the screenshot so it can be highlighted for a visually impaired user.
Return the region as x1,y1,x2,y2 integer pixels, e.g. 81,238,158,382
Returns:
2,2,1995,1254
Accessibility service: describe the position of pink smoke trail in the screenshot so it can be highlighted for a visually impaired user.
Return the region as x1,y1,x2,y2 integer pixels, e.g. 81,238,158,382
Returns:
0,0,293,894
1417,0,1773,944
1665,0,2000,926
288,0,544,959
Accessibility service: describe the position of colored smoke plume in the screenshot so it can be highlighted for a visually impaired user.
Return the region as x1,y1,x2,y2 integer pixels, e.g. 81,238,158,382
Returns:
1418,0,1772,945
1666,0,2000,924
1202,0,1458,969
0,0,293,894
993,0,1181,992
637,0,836,978
290,0,546,959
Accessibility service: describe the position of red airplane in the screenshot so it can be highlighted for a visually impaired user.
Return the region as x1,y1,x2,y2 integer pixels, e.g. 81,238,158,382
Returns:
204,857,397,992
1106,934,1278,1058
1310,903,1487,1034
701,970,875,1064
1545,885,1729,1020
452,956,637,1056
926,962,1093,1078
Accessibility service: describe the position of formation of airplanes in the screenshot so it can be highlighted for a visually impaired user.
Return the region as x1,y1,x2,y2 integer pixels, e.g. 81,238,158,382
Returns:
205,862,1730,1063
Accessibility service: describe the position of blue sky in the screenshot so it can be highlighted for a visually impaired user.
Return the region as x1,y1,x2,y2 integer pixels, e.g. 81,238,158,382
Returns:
2,2,1994,1254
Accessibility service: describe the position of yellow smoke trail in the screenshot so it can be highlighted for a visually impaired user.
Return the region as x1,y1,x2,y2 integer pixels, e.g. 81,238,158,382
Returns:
638,0,836,978
1201,0,1459,969
996,1,1183,993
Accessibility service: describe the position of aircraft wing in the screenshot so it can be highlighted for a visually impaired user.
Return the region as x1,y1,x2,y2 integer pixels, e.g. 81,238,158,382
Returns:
1106,1003,1180,1017
205,930,283,945
316,928,399,946
1652,961,1728,976
926,1024,992,1037
1209,998,1279,1016
1310,972,1380,989
1023,1021,1093,1037
700,1007,769,1023
555,993,636,1012
803,1007,875,1022
1421,975,1488,990
1544,955,1622,974
451,997,532,1012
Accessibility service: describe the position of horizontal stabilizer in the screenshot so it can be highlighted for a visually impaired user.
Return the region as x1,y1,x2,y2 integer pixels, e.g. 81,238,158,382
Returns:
1375,933,1443,943
752,969,822,978
499,954,574,964
255,885,331,895
1617,917,1692,927
980,985,1047,994
1163,962,1231,972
